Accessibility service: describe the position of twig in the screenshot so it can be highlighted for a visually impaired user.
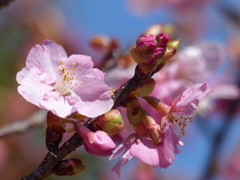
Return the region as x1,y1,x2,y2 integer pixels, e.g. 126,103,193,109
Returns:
21,133,83,180
0,110,47,138
0,0,15,9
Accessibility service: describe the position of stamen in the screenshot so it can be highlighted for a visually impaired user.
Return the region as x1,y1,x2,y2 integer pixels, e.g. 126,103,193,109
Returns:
168,112,193,138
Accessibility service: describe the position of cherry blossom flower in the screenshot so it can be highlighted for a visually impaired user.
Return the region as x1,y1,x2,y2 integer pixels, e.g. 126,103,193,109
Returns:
110,121,182,177
147,83,210,138
16,40,113,118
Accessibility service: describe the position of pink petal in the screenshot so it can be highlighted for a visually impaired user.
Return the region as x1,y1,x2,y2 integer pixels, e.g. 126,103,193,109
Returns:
170,83,210,116
111,149,133,177
40,91,76,118
130,137,160,167
16,67,53,106
74,76,113,117
26,40,67,80
109,143,125,160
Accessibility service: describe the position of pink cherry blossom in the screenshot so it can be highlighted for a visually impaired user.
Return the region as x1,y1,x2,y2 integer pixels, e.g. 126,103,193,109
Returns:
163,83,210,138
16,40,113,118
163,43,226,82
74,122,116,156
110,121,182,177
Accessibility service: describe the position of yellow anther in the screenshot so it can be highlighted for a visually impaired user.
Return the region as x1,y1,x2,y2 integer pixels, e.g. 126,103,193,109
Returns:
78,68,82,70
72,62,76,66
60,61,64,65
71,67,75,70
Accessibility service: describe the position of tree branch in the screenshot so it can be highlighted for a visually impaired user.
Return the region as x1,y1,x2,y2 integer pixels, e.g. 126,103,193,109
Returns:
0,110,47,138
0,0,15,9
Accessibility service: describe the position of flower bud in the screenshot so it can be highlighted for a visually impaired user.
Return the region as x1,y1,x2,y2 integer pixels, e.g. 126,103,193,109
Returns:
74,123,116,156
130,46,142,64
132,78,156,97
139,108,163,144
132,33,171,74
126,99,143,126
46,111,66,152
156,33,170,48
94,109,124,135
46,126,65,152
53,158,87,176
46,111,63,127
136,33,157,52
127,106,142,126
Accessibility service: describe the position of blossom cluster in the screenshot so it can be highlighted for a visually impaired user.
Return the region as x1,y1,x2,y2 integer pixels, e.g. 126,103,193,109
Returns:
17,33,211,177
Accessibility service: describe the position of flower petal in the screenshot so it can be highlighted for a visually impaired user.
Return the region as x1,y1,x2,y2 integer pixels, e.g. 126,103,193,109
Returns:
16,67,53,106
73,76,113,117
111,149,133,178
26,40,68,80
170,83,210,116
39,91,76,118
130,137,160,167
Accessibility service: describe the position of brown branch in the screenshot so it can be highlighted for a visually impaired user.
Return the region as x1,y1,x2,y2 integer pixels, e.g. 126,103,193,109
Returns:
0,0,15,9
0,110,47,138
21,133,83,180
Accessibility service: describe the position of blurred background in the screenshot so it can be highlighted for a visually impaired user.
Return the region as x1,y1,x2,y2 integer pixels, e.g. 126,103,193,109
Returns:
0,0,240,179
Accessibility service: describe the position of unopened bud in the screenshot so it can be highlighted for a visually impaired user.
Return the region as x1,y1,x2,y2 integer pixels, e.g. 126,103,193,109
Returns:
47,111,62,127
132,78,156,97
127,106,142,126
126,99,143,126
136,33,157,52
46,111,66,152
46,126,65,152
139,108,163,143
74,123,116,156
53,158,87,176
159,39,180,64
130,46,141,64
156,33,170,48
94,109,124,135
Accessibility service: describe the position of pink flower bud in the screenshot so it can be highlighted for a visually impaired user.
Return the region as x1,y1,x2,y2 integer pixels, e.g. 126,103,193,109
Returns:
156,33,170,48
74,123,116,156
136,33,157,52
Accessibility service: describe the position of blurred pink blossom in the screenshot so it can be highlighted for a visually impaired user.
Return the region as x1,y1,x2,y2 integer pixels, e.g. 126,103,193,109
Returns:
16,40,113,118
127,0,212,15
